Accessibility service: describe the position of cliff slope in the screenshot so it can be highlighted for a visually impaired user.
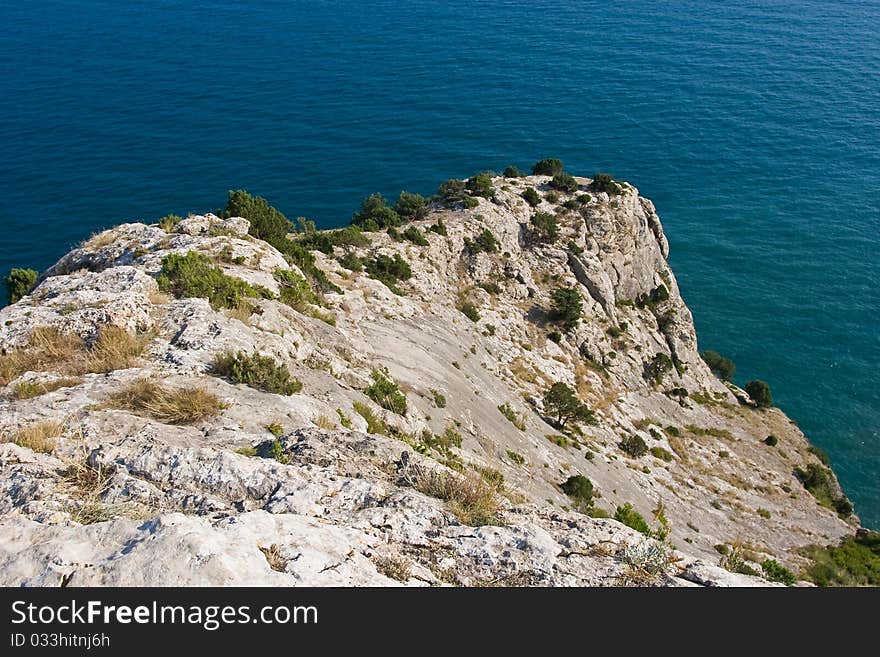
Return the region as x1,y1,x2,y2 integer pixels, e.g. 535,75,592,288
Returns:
0,171,857,586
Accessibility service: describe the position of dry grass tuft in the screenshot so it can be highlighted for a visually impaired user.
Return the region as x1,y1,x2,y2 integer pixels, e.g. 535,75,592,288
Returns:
106,378,227,424
259,544,288,572
375,555,412,582
0,325,149,386
404,465,502,526
61,458,116,525
313,414,337,430
3,421,65,453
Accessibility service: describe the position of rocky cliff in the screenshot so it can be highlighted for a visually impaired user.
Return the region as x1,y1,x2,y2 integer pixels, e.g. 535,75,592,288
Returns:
0,171,859,586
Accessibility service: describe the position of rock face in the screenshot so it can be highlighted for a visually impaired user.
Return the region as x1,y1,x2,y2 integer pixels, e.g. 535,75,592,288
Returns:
0,174,858,587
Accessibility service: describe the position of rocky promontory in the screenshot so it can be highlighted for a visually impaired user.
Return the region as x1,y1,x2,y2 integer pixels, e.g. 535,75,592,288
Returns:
0,167,863,586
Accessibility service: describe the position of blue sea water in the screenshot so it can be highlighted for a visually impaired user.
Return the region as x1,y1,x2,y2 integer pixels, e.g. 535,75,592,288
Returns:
1,1,878,527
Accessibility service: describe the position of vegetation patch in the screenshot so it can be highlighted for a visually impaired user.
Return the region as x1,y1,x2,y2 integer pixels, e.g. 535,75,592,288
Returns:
745,379,773,408
0,325,148,386
549,172,578,193
498,402,526,431
701,350,735,380
522,187,541,207
404,466,501,526
106,378,227,424
225,190,339,294
463,229,499,255
531,212,559,243
619,434,648,458
532,158,564,176
364,253,412,294
760,559,795,585
157,251,268,311
800,531,880,586
550,287,582,331
4,268,39,305
591,172,622,196
560,474,594,512
364,369,407,415
3,421,64,453
543,382,596,430
649,446,674,462
275,268,318,311
794,462,853,517
211,351,302,395
11,377,82,400
353,401,388,435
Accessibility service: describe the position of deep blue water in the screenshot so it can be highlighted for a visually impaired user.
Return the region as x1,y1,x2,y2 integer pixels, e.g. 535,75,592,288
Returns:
1,1,878,527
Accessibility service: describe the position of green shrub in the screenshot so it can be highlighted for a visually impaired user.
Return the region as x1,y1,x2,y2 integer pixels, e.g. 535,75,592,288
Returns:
543,382,596,429
225,190,339,294
211,351,302,395
267,422,284,438
544,190,560,204
466,172,495,199
801,531,880,586
560,475,594,511
365,369,407,415
458,301,480,322
394,191,428,220
794,462,853,516
506,450,525,465
365,253,412,294
550,287,582,331
296,231,334,254
701,350,736,380
761,559,796,585
532,158,564,176
745,380,773,407
428,219,447,236
353,401,388,435
619,434,648,458
591,173,622,195
225,190,291,242
430,389,447,408
338,251,363,272
402,226,429,246
757,508,771,519
275,268,318,310
479,282,502,295
437,179,477,208
809,445,831,465
764,435,778,447
550,172,578,193
614,503,651,536
464,229,499,255
498,402,526,431
4,268,39,305
531,212,559,242
547,330,562,344
351,193,400,231
157,251,266,311
636,284,669,309
650,446,674,462
503,165,523,178
645,353,673,383
329,225,372,248
522,187,541,207
157,214,182,232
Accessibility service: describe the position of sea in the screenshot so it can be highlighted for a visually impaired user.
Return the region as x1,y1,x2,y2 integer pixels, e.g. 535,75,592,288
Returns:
1,1,878,527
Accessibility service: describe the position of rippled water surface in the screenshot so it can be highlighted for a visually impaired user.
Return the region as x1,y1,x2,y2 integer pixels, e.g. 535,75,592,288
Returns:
1,1,878,525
